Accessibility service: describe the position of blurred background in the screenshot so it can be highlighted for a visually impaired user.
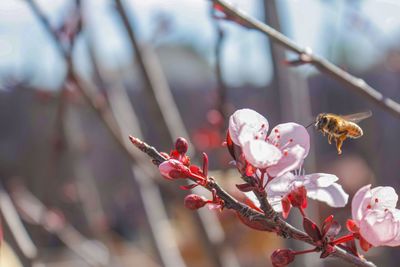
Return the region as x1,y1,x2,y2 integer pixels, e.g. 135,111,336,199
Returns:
1,0,400,266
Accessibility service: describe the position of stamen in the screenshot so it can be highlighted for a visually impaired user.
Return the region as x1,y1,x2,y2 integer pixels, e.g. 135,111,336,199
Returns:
375,198,379,203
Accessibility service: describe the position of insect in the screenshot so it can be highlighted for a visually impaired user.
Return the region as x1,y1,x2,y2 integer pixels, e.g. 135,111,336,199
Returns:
310,111,372,155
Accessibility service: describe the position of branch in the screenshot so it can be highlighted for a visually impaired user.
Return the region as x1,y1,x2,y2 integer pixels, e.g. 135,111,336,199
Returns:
212,0,400,119
129,135,377,267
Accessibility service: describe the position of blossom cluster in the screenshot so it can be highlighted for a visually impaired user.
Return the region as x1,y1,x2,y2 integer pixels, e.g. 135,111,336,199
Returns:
151,108,400,266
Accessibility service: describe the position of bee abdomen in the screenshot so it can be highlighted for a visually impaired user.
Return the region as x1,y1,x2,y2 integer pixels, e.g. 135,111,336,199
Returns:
347,123,363,138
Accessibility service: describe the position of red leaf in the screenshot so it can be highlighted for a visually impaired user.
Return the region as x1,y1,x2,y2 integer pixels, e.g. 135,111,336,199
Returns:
226,132,236,160
236,183,256,192
346,219,359,233
360,236,372,252
179,183,198,190
321,215,334,237
244,198,264,213
281,197,292,219
320,244,335,258
325,221,341,241
303,217,322,242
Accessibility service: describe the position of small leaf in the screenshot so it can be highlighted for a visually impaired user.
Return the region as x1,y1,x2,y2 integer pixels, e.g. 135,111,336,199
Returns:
179,183,198,190
303,217,322,242
320,245,335,258
236,183,256,192
360,236,372,252
321,215,334,237
281,197,292,219
346,219,359,233
325,221,341,241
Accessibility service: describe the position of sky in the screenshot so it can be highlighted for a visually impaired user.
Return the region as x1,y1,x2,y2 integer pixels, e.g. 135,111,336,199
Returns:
1,0,400,90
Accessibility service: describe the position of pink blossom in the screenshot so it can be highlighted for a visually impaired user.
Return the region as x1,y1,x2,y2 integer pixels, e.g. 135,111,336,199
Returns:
158,159,190,180
246,172,348,213
228,109,310,177
351,184,400,247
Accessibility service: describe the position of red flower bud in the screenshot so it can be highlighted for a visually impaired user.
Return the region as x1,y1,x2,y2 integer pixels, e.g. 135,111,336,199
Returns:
158,159,189,180
271,249,295,267
184,194,208,210
175,137,188,154
287,186,307,209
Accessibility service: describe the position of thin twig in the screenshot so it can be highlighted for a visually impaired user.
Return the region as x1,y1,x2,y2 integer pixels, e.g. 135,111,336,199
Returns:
212,0,400,119
129,136,377,267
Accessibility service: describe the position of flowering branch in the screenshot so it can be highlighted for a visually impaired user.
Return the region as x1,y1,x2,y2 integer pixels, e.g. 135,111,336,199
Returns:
211,0,400,119
128,135,377,267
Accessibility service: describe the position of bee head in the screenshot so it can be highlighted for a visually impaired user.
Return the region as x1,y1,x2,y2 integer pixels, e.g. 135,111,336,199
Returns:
316,114,328,130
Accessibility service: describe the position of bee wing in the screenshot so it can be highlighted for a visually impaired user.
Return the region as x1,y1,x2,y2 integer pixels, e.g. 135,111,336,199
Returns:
341,111,372,123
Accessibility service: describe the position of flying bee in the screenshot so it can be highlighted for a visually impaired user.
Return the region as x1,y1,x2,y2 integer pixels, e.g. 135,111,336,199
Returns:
308,111,372,155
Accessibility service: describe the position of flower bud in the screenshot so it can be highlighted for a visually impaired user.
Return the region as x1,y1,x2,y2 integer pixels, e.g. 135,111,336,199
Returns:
287,186,307,209
158,159,189,180
175,137,188,154
184,194,208,210
271,249,295,267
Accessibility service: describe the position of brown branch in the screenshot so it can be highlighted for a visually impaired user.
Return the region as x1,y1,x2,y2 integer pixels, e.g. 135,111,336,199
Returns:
212,0,400,119
129,135,377,267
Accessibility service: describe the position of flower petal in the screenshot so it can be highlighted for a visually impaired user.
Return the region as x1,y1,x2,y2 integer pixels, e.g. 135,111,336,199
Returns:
268,122,310,157
306,183,349,207
267,145,305,177
370,186,398,210
266,172,296,194
243,139,282,169
360,209,400,247
228,109,269,146
351,184,372,224
303,173,338,188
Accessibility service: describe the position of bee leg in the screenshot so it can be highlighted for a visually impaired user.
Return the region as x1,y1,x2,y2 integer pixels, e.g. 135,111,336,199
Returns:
328,134,333,144
335,134,347,155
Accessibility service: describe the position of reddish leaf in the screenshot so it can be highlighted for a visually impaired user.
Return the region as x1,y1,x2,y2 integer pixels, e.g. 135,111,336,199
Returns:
189,165,202,175
281,197,291,219
244,198,264,213
236,183,256,192
346,219,359,233
325,221,341,241
303,217,322,242
344,239,359,256
321,215,334,237
226,132,236,160
179,183,198,190
320,244,335,258
360,236,372,252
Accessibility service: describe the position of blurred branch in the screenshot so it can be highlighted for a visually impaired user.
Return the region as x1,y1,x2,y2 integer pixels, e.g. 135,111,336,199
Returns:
0,184,37,261
212,0,400,119
114,0,191,145
10,182,110,267
129,136,377,267
211,8,229,129
25,0,149,168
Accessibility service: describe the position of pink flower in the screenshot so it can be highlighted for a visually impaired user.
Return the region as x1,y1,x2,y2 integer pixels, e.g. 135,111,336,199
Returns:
351,184,400,247
158,159,191,180
228,109,310,177
246,172,348,213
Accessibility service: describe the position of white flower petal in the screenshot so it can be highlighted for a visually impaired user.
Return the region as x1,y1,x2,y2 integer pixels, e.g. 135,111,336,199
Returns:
371,186,398,210
267,145,305,177
306,183,349,207
352,184,372,224
268,122,310,157
228,109,269,146
266,172,297,194
303,173,338,188
360,209,400,247
243,139,282,169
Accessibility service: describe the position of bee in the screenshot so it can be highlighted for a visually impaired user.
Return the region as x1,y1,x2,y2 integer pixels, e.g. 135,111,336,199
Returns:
311,111,372,155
